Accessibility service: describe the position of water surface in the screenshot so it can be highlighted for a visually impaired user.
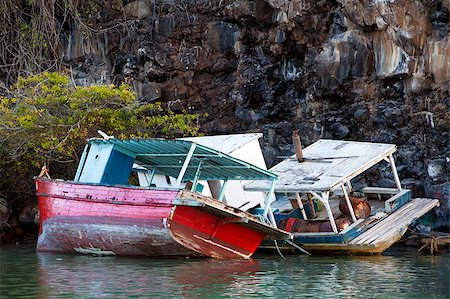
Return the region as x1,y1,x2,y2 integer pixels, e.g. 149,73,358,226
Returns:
0,245,448,298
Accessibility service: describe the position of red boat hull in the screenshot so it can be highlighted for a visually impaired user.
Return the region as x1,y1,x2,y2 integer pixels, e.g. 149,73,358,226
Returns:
35,179,268,258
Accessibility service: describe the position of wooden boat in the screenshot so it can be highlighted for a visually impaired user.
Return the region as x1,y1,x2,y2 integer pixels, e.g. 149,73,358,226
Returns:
35,137,288,258
245,137,440,254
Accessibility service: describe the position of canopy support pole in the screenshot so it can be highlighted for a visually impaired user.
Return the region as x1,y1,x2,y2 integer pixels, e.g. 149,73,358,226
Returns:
388,154,402,191
341,183,357,222
176,143,196,188
295,193,308,220
147,169,155,186
311,191,338,234
263,179,277,227
191,161,203,192
218,180,228,202
346,179,353,193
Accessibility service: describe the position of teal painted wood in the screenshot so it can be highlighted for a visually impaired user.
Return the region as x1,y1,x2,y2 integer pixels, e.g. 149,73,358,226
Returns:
87,138,277,182
293,225,365,244
101,150,134,185
385,190,411,213
77,143,114,183
77,143,134,185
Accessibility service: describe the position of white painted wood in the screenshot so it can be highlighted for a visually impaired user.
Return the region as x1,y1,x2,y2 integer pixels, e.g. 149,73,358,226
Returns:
218,179,228,202
319,191,338,234
341,183,357,222
245,139,397,193
350,198,439,245
181,133,262,155
389,154,402,190
362,187,399,194
176,142,197,187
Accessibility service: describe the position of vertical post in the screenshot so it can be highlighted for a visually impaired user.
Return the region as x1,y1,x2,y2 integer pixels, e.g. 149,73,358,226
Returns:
74,143,90,181
313,191,338,234
262,179,276,217
307,193,316,218
341,183,357,222
295,193,308,220
388,154,402,191
191,161,203,192
147,169,155,186
176,142,197,188
268,209,277,228
263,179,277,227
346,179,353,193
218,179,228,202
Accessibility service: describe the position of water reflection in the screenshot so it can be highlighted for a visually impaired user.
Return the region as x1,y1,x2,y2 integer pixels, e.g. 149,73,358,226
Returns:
37,253,262,298
0,246,448,299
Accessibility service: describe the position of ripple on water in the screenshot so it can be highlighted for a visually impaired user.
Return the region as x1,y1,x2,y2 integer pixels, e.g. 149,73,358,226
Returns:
0,246,448,298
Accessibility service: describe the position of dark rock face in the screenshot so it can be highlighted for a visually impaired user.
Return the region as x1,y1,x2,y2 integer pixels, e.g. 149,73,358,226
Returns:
55,1,448,224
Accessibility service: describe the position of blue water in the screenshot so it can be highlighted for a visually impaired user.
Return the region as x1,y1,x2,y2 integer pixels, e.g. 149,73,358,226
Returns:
0,245,448,298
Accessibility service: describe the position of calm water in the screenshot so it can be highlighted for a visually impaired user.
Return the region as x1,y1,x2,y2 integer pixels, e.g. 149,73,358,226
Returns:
0,245,448,298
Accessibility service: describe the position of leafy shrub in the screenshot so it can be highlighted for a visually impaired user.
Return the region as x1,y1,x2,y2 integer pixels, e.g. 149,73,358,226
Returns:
0,72,201,198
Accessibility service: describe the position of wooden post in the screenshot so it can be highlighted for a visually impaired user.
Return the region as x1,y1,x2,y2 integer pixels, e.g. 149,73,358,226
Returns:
307,193,316,218
388,154,402,191
311,191,338,234
341,183,357,222
295,193,308,220
176,142,196,188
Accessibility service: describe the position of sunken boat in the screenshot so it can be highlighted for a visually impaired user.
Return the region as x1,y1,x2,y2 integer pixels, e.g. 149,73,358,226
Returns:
245,134,440,254
35,135,288,259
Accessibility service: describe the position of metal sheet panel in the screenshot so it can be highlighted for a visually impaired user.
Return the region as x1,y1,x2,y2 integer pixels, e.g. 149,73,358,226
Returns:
87,138,277,182
245,139,397,192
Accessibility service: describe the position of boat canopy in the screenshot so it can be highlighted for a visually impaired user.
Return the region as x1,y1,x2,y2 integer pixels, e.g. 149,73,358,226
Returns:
81,138,277,182
245,139,398,193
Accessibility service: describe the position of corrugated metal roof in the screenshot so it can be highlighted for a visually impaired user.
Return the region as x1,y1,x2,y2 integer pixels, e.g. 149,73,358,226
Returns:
245,139,396,193
180,133,262,155
88,138,277,182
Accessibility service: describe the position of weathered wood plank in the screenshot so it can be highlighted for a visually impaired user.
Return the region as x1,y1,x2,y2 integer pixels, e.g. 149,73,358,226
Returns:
362,187,399,194
350,198,439,245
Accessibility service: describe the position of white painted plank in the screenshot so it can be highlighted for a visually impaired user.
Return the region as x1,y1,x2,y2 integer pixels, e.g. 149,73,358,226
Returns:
350,198,439,245
180,133,262,155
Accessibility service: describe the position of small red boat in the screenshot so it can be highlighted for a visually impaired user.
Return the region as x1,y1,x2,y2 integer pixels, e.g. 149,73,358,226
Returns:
35,137,288,258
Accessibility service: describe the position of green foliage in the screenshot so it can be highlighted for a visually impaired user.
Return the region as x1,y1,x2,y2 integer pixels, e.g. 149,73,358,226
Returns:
0,72,201,195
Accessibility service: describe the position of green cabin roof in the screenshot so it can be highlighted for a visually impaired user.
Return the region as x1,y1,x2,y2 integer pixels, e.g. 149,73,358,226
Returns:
87,138,277,182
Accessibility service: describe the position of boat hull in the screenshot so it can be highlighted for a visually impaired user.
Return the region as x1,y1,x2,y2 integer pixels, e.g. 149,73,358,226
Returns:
37,216,193,256
35,179,276,258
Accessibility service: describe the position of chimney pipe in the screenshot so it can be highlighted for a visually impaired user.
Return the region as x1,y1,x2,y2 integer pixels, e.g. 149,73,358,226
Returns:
292,130,303,162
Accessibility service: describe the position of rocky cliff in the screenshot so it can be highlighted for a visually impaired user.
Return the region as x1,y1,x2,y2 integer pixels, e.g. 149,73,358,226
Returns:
1,0,449,237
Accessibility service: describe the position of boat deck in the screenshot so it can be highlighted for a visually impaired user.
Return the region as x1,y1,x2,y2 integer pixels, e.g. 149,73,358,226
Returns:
350,198,440,245
301,198,439,254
